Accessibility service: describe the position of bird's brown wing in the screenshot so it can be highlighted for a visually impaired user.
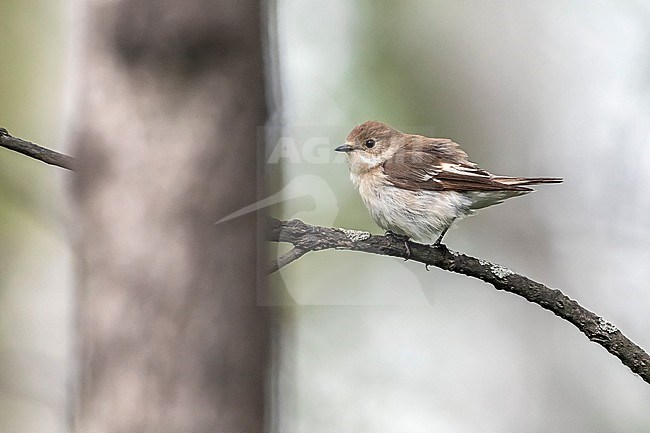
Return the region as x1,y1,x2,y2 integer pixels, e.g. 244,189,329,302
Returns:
382,137,532,192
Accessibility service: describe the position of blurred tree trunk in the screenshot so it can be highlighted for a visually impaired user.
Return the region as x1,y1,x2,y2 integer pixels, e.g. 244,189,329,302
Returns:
70,0,268,431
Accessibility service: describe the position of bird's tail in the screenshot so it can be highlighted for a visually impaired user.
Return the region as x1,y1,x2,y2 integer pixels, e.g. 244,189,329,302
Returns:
494,176,563,187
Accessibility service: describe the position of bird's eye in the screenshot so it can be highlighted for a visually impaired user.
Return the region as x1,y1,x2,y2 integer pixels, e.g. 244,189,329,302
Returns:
365,139,376,148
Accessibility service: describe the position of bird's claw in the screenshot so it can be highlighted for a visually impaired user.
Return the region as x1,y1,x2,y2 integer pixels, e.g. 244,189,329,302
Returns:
384,230,411,260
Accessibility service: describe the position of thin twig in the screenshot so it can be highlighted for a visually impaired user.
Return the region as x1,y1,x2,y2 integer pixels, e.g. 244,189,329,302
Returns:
268,247,308,274
269,218,650,385
0,128,75,171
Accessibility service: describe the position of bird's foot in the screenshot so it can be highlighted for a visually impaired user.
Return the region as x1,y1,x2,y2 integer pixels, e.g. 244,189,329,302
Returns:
384,230,411,260
432,220,454,248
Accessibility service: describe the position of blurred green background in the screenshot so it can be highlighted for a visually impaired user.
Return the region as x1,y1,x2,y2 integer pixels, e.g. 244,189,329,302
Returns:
2,0,650,431
0,0,71,431
270,1,650,432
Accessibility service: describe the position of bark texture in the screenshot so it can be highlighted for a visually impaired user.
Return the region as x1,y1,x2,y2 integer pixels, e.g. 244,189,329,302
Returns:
71,1,268,431
270,218,650,385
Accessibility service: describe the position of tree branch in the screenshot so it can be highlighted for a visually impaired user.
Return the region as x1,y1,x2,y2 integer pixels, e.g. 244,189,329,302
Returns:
269,218,650,385
0,128,76,171
3,130,649,386
268,246,310,274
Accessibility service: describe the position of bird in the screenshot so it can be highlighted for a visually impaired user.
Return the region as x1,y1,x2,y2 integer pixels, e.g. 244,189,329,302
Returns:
335,120,562,246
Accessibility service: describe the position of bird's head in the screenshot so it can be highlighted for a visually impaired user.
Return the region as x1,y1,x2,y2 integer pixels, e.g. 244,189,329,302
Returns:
336,121,402,174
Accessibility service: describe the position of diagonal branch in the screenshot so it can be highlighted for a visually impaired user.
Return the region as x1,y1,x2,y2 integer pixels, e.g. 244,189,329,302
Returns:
269,218,650,385
2,129,649,386
268,246,309,274
0,128,76,171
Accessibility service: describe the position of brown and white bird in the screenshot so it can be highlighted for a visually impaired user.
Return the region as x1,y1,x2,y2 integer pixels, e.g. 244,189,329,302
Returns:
335,121,562,245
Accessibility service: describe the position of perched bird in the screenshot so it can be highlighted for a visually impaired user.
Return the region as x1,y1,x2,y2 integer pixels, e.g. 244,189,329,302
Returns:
335,121,562,245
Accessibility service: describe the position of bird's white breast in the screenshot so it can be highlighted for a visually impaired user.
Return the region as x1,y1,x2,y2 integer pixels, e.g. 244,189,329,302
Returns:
350,168,473,243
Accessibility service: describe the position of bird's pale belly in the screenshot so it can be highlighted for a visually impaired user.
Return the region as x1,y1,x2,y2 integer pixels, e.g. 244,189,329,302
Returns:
353,172,473,243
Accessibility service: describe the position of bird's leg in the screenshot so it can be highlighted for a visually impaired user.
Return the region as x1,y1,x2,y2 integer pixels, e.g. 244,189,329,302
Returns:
433,219,455,247
385,230,411,260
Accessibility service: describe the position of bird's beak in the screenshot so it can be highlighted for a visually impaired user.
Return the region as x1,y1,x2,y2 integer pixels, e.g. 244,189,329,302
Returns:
335,143,354,153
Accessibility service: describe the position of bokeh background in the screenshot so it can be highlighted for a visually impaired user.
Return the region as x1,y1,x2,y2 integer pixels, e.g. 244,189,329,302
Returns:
2,0,650,431
269,1,650,432
0,0,72,431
